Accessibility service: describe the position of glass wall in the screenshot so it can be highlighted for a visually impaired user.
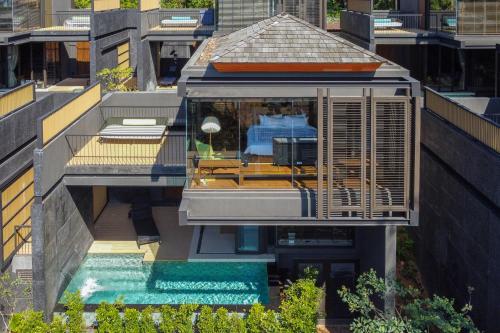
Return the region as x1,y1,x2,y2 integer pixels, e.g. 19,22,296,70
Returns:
0,0,40,32
276,227,354,247
187,98,318,190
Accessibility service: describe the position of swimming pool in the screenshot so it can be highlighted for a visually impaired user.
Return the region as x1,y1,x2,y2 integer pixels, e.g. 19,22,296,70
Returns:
61,254,269,305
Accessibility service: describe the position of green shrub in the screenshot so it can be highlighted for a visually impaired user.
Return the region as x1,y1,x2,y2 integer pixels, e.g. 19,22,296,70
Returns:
63,291,85,333
95,302,122,333
214,307,232,333
121,0,138,8
246,304,280,333
140,306,157,333
280,277,322,333
196,306,216,333
160,0,185,8
74,0,91,8
175,304,198,333
228,312,246,333
158,305,176,333
124,308,140,333
9,309,48,333
49,315,67,333
187,0,213,8
96,66,134,93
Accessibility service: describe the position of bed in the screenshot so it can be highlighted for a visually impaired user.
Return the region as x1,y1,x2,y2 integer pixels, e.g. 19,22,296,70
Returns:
244,115,317,156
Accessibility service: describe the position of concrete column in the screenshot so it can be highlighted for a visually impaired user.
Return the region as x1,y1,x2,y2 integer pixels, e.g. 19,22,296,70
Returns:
458,49,466,91
384,226,397,315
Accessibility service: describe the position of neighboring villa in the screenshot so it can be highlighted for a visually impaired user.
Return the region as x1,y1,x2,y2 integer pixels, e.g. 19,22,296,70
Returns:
0,0,496,331
339,1,500,331
341,0,500,96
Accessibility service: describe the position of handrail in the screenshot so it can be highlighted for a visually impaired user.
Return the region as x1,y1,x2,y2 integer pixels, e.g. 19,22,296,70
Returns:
0,82,35,118
65,133,186,166
425,88,500,153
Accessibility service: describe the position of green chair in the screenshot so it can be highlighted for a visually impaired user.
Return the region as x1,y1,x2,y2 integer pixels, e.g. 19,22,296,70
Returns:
195,140,222,160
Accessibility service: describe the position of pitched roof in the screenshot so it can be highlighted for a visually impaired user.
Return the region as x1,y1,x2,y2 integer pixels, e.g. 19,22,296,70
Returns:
207,13,384,73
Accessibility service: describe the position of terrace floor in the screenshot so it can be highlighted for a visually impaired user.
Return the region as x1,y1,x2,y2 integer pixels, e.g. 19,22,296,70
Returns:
89,202,194,261
67,136,168,166
35,26,89,31
374,27,431,36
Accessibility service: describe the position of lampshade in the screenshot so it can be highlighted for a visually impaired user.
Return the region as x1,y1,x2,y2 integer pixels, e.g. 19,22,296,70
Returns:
201,116,221,134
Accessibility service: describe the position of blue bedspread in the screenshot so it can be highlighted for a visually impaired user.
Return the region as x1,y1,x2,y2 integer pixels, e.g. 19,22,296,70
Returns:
244,125,317,156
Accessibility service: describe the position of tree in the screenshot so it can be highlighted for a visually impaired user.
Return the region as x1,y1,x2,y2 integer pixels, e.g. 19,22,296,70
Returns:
373,0,395,10
96,66,134,93
430,0,454,11
73,0,91,9
0,271,31,331
338,269,479,333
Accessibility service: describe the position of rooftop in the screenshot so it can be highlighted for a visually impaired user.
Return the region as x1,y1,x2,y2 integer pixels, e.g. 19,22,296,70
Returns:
197,13,385,73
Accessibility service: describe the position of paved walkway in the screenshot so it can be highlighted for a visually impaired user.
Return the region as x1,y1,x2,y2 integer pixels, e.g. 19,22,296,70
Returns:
89,201,193,261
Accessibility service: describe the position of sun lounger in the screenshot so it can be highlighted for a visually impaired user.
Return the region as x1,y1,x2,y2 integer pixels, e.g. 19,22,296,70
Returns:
63,16,90,29
129,202,161,247
98,118,167,140
161,16,199,28
374,18,403,29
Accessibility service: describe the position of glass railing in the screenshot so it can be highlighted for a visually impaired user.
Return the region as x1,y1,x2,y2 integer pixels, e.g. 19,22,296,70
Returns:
0,0,40,32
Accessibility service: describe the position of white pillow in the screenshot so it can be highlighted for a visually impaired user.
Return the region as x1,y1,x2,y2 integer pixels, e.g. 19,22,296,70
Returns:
284,114,308,126
122,118,156,126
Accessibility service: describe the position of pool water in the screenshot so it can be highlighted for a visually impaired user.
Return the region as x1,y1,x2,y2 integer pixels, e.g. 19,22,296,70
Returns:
61,254,269,305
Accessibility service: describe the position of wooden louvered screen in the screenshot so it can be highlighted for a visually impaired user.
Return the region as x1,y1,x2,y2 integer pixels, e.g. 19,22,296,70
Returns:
1,167,34,264
373,99,408,216
117,42,130,69
317,89,411,221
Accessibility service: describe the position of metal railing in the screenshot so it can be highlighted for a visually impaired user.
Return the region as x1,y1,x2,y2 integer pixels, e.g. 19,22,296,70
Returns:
65,133,186,166
43,10,91,30
425,88,500,153
100,105,186,126
428,11,456,33
14,225,32,256
373,11,423,30
146,8,215,33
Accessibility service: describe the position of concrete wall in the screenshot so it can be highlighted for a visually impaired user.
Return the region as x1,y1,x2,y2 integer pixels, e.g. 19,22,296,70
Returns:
0,93,74,163
137,40,157,91
90,10,139,82
32,93,104,315
32,184,94,316
340,10,374,51
417,109,500,332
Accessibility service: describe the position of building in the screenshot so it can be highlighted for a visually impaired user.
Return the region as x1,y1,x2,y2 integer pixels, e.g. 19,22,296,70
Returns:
340,0,500,97
340,1,500,331
0,0,421,327
418,89,499,332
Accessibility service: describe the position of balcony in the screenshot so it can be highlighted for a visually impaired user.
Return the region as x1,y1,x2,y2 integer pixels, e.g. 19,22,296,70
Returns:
0,0,40,32
146,8,215,36
38,10,91,31
373,12,425,37
65,132,185,171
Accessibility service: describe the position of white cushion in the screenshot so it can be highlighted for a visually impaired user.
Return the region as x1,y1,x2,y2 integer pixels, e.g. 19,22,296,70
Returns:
123,118,156,126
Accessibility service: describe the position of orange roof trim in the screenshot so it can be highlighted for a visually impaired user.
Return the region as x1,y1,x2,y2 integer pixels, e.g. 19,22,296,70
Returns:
212,62,383,73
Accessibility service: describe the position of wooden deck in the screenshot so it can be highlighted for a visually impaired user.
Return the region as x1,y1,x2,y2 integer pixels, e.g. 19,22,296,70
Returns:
67,136,168,166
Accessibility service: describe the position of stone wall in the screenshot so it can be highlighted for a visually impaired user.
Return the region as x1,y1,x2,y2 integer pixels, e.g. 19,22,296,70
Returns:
417,109,500,332
32,184,94,316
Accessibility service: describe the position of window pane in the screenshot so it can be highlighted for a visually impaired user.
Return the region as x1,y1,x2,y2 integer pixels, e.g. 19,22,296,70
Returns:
277,227,354,247
237,226,260,252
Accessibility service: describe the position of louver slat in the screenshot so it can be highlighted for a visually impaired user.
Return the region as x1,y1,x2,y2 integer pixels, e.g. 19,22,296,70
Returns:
374,99,408,216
